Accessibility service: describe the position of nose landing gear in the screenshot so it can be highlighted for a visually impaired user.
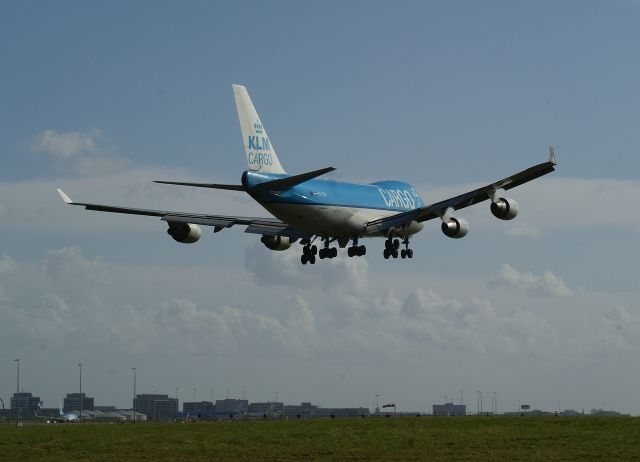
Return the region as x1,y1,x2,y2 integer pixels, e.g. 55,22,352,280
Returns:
400,236,413,259
318,237,338,260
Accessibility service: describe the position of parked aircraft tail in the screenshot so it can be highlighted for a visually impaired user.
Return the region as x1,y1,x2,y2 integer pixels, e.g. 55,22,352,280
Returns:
233,84,286,174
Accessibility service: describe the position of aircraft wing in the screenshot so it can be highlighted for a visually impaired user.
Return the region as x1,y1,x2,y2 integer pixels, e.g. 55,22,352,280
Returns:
56,189,312,239
365,148,557,234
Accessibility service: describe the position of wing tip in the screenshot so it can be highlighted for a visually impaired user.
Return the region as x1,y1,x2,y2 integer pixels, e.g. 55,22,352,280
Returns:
548,146,557,165
56,188,73,204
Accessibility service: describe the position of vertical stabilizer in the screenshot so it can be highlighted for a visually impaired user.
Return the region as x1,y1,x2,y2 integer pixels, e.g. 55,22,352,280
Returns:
232,84,286,174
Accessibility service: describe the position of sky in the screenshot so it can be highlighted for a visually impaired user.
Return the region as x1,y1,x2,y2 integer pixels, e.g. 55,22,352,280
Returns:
1,0,640,414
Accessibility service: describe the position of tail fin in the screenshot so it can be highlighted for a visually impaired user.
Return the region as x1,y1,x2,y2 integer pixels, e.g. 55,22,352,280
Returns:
232,84,286,174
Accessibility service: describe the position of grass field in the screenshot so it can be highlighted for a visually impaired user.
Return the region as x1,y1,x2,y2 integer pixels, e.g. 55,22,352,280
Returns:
1,417,639,461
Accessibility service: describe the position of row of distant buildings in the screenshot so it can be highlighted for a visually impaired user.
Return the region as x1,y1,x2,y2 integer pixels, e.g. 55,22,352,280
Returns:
0,391,370,422
1,393,630,422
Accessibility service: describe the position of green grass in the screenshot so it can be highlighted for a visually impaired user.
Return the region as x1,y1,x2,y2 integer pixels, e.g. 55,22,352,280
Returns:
1,417,639,461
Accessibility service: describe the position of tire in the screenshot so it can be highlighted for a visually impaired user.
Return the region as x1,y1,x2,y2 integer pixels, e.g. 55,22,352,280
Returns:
332,248,338,258
347,247,354,257
311,245,317,256
319,249,325,259
392,249,399,258
301,255,307,265
393,239,400,249
309,255,316,264
401,249,406,259
359,245,366,256
383,248,390,259
407,249,414,258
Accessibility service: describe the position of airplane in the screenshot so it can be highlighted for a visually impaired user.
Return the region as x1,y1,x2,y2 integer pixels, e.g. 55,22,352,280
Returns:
36,402,80,423
57,84,557,265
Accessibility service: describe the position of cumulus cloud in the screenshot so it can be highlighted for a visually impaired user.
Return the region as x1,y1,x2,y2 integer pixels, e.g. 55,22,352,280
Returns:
488,263,573,297
31,128,101,159
29,128,130,175
0,255,16,274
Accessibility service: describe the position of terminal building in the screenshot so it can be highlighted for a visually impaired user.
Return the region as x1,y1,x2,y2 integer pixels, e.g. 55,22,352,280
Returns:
215,399,248,418
183,401,215,419
63,393,94,413
248,402,284,417
10,392,42,417
134,394,178,421
433,402,466,416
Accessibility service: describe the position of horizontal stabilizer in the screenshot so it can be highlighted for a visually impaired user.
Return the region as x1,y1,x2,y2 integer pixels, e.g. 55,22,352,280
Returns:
254,167,335,191
154,180,245,191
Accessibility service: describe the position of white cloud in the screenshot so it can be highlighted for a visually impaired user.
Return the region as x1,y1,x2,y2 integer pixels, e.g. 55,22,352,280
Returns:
0,255,16,274
488,263,573,297
31,128,101,159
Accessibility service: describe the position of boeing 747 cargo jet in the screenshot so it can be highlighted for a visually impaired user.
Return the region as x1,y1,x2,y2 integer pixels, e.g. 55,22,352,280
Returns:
58,85,557,265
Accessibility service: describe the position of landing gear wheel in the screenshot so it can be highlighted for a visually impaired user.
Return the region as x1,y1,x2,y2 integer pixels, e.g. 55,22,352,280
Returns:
383,248,390,259
401,249,406,259
407,249,413,258
347,247,355,257
301,255,308,265
331,247,338,258
358,245,366,256
311,245,317,256
393,239,400,249
319,249,326,259
309,255,316,264
392,249,399,259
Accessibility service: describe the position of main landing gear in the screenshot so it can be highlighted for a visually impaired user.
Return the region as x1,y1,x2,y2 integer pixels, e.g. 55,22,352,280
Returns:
300,239,318,265
383,236,413,259
347,237,366,257
300,236,366,264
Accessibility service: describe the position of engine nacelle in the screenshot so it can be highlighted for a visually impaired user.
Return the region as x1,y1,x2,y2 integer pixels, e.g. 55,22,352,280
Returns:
491,197,519,220
441,217,469,239
167,222,202,243
261,235,292,251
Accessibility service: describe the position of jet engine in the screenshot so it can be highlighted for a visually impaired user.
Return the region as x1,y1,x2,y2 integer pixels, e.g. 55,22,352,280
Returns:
261,235,293,251
167,222,202,243
490,197,519,220
441,217,469,239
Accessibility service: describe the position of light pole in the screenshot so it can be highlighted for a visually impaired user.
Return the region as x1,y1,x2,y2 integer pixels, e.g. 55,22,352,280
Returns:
132,367,137,424
14,359,20,426
78,363,83,422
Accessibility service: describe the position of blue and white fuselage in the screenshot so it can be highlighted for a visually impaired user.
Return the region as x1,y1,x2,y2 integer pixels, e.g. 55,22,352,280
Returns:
242,171,425,237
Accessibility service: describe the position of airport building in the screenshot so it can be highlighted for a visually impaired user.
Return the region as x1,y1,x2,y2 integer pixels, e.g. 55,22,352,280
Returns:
283,402,318,418
248,401,284,417
133,394,178,421
63,393,94,413
316,407,369,418
215,398,248,417
433,402,466,416
10,392,42,417
183,401,215,418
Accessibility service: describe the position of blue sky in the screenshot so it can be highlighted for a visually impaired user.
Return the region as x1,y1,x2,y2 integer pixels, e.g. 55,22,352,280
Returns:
2,1,640,414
